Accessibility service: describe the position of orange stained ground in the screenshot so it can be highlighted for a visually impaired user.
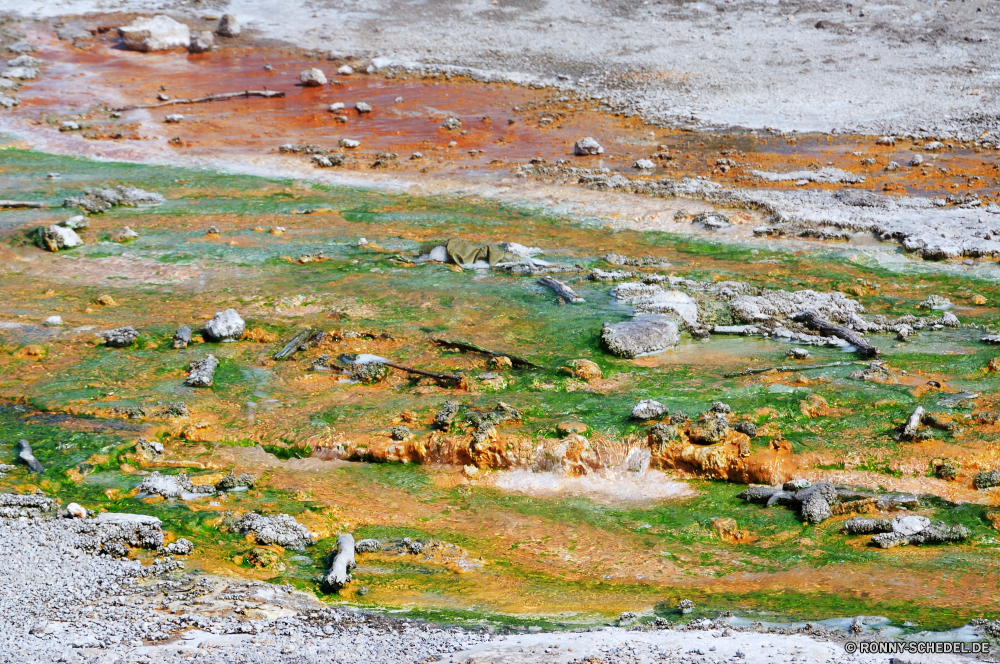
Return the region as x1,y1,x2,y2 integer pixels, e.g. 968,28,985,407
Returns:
8,28,999,201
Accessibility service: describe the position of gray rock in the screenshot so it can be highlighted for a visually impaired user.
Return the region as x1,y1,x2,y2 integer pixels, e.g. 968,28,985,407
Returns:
136,472,193,499
786,348,810,359
907,522,969,545
2,66,37,80
843,517,893,535
15,440,44,473
111,226,139,242
574,137,604,155
633,159,655,170
217,14,241,37
601,315,679,358
0,94,18,108
939,312,959,327
119,15,191,52
688,413,729,445
215,472,255,491
134,437,164,459
165,538,193,555
896,406,924,441
355,538,382,553
647,423,676,445
101,326,139,348
63,185,164,213
185,355,219,387
800,493,832,524
355,101,372,113
871,531,909,548
710,402,731,414
433,400,460,430
60,215,88,229
37,225,82,251
691,211,731,229
187,31,214,53
974,469,1000,489
172,325,192,349
783,478,811,491
631,399,666,420
234,512,313,550
300,68,327,86
203,309,245,342
441,117,462,130
734,421,757,438
891,515,930,536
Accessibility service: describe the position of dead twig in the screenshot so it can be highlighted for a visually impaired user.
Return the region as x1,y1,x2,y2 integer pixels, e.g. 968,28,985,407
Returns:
382,361,462,383
726,361,866,378
793,310,881,358
112,89,285,112
0,200,46,209
430,337,540,368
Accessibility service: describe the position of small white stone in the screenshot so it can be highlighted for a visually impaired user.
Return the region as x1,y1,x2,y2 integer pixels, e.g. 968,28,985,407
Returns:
299,68,327,86
44,315,63,326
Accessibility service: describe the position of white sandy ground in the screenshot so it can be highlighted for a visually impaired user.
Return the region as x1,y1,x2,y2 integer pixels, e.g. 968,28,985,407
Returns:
2,0,999,136
443,628,976,664
483,468,697,505
8,513,990,664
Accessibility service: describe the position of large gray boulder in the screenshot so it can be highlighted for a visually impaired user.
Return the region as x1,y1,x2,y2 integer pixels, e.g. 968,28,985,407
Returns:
601,315,679,358
119,15,191,52
800,493,832,524
203,309,245,342
574,137,604,156
38,225,82,252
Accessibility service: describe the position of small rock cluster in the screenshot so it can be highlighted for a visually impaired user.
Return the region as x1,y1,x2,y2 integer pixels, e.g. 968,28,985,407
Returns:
843,515,970,548
737,480,917,525
231,512,314,550
63,185,164,213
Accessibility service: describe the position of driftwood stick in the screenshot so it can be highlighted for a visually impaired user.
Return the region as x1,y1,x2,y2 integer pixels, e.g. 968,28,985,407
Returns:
273,329,312,361
0,200,46,209
792,310,881,358
429,337,540,368
112,89,285,112
322,534,356,591
726,361,865,378
382,361,462,383
538,276,585,303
